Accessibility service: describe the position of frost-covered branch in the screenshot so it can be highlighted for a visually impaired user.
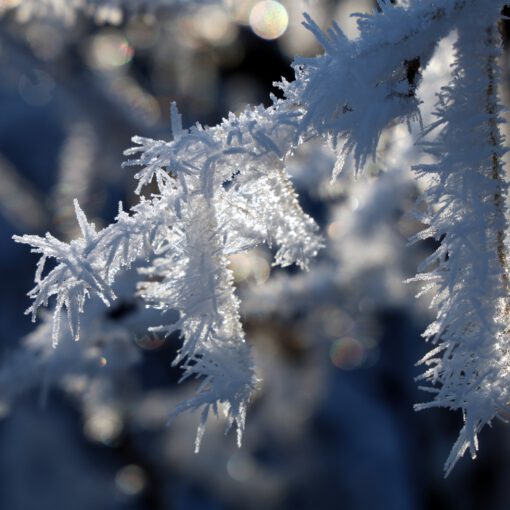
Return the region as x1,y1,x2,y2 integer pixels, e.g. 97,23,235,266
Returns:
14,101,322,445
412,6,510,474
14,197,173,346
284,0,480,172
124,103,322,267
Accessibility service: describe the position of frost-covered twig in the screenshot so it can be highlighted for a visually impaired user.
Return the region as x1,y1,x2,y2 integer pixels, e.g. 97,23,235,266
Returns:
284,0,476,172
14,101,322,446
411,7,510,474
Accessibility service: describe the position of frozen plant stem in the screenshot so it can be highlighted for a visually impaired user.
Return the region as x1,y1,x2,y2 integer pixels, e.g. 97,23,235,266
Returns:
413,9,510,475
486,26,510,313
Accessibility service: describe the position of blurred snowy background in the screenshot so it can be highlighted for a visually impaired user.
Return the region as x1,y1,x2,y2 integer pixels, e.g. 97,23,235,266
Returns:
1,1,510,509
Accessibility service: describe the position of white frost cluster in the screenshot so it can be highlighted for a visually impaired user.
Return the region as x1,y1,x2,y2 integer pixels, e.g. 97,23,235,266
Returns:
15,101,322,448
411,7,510,475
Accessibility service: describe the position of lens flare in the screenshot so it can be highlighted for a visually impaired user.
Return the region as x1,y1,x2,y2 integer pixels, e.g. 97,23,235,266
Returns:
249,1,288,40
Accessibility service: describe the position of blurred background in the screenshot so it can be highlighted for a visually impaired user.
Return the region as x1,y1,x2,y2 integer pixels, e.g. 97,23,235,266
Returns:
1,1,510,509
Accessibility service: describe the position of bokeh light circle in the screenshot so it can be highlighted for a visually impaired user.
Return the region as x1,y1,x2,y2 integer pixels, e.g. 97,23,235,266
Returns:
115,464,146,496
249,1,289,40
88,33,134,70
330,337,365,370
